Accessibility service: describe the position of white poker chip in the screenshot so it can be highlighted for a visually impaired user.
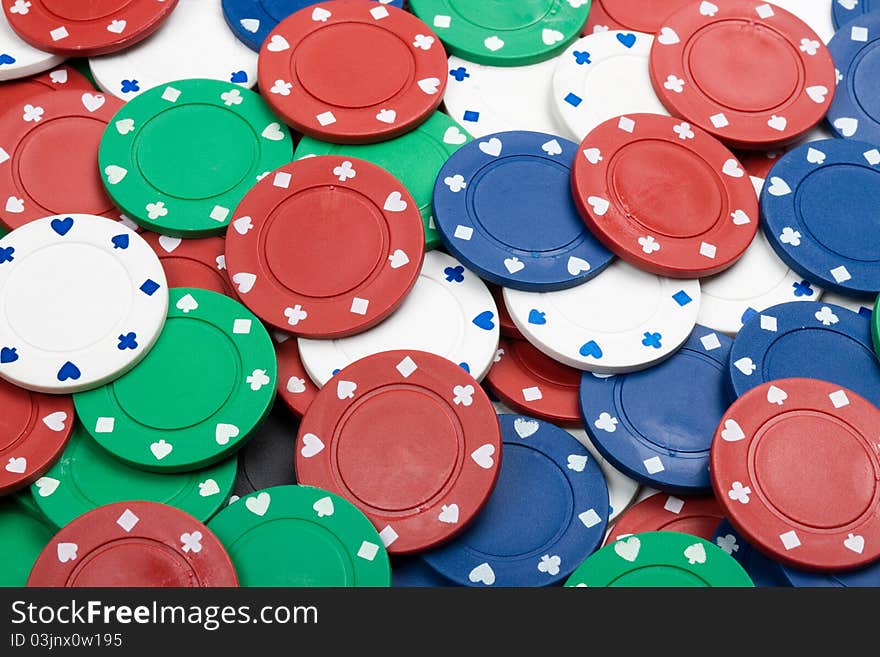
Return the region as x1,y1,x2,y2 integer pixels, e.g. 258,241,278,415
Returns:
503,259,701,374
697,177,824,335
299,251,500,386
552,31,668,141
0,10,63,82
769,0,834,43
0,214,168,393
443,55,571,139
89,0,257,100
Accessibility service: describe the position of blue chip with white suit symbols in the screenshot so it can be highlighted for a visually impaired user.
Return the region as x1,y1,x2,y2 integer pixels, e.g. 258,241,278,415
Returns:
832,0,876,29
827,12,880,144
712,520,787,587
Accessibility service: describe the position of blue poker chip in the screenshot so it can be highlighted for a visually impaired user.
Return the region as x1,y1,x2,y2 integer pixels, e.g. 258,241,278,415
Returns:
780,558,880,587
222,0,404,51
827,13,880,144
728,301,880,408
578,327,733,493
423,414,609,587
761,139,880,297
432,131,614,292
392,558,455,588
832,0,875,29
711,520,786,587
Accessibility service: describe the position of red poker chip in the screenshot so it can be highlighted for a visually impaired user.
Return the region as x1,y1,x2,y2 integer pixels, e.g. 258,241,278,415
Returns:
0,89,124,231
488,284,522,340
141,232,235,298
224,156,425,338
582,0,693,35
711,378,880,572
604,493,723,546
258,0,447,144
0,378,73,495
3,0,179,57
572,113,758,277
649,0,836,149
27,501,237,587
275,332,318,417
0,65,93,108
735,149,782,180
296,350,502,554
486,337,582,427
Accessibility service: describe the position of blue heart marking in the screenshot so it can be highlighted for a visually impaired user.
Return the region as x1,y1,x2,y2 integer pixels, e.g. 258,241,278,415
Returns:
1,347,18,363
57,361,81,382
111,234,129,249
0,53,15,65
230,70,248,84
579,340,603,359
617,33,637,48
740,307,758,325
51,216,74,236
459,362,470,374
472,311,495,331
528,309,546,325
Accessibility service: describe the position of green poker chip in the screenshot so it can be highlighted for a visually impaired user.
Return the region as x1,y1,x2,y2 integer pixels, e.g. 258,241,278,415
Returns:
294,112,472,251
872,296,880,360
408,0,590,66
74,288,277,472
565,532,755,587
208,485,391,587
0,495,55,587
31,424,237,528
99,78,293,237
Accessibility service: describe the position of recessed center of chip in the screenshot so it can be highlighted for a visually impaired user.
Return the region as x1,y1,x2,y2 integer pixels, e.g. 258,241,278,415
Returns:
41,0,131,20
754,412,876,528
336,388,459,511
295,25,412,109
67,540,197,587
853,44,880,119
609,566,709,587
451,0,550,29
19,117,114,216
0,383,33,453
263,188,385,298
5,243,130,352
689,23,800,112
113,318,238,430
136,105,257,200
610,141,722,238
797,165,880,262
472,158,583,251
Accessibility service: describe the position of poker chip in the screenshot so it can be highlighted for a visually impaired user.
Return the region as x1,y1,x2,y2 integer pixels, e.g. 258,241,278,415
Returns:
408,0,589,66
504,260,701,373
424,413,608,587
222,0,404,51
434,131,613,291
738,154,782,180
0,89,123,230
649,0,836,149
572,113,758,278
225,157,424,337
0,8,62,81
553,32,668,141
606,494,724,545
3,0,178,57
293,111,471,251
488,284,522,340
443,55,569,139
27,501,238,587
486,337,582,426
729,301,880,408
74,288,276,472
582,0,692,34
0,378,73,495
296,350,502,554
565,532,754,587
761,139,880,297
298,251,500,386
258,1,447,144
32,424,236,529
274,333,319,418
711,377,880,571
89,0,257,99
827,15,880,148
392,558,454,587
140,232,235,297
580,328,733,492
0,495,55,586
231,404,297,498
99,78,292,237
208,485,391,586
822,291,873,318
712,520,788,587
779,558,880,587
0,63,91,102
832,0,874,29
0,214,168,393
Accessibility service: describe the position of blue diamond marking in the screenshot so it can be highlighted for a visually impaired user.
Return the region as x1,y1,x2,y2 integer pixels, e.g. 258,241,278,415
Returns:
672,290,693,306
564,93,582,108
